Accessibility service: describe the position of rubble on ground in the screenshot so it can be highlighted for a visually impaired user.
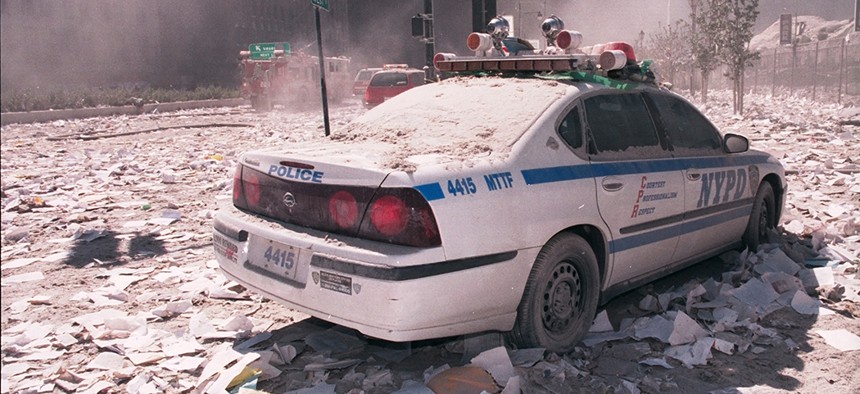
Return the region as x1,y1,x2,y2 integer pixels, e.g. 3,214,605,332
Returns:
1,92,858,393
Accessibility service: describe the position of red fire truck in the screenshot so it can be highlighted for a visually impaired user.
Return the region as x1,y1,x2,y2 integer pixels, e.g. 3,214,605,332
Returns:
239,43,351,112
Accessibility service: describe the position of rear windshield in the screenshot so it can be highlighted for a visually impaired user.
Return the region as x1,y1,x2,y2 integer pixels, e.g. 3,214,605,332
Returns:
356,70,376,81
370,72,409,87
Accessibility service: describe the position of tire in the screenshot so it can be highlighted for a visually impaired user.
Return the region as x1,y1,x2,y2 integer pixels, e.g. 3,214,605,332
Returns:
743,182,775,251
251,95,271,112
510,233,600,353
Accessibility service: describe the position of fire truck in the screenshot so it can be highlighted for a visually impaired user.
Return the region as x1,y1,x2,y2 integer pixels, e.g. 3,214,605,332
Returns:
239,43,351,112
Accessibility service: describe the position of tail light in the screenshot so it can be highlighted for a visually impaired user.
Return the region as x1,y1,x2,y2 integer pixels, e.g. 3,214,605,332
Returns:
329,190,359,229
244,172,262,207
369,195,408,236
232,165,441,248
359,190,440,247
233,165,248,208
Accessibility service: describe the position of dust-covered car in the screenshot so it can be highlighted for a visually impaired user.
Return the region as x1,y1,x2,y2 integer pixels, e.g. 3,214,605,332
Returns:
362,67,427,108
213,32,786,352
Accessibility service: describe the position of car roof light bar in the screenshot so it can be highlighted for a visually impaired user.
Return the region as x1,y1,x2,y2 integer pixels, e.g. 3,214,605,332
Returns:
434,54,598,73
435,14,657,84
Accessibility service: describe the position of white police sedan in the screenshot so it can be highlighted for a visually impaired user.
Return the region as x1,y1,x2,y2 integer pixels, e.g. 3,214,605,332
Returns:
212,45,786,353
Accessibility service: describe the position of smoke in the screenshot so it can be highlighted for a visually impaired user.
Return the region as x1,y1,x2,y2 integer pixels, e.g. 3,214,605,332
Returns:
1,0,852,95
346,0,428,71
0,0,232,92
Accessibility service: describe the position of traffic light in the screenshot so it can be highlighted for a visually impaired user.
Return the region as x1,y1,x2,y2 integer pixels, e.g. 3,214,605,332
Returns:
411,13,433,42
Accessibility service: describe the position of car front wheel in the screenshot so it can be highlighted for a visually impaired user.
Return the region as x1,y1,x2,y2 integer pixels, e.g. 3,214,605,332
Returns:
744,182,775,251
510,233,599,353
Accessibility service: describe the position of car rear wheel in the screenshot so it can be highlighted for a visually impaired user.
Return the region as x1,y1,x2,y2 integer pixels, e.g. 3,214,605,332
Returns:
510,233,599,353
744,182,775,251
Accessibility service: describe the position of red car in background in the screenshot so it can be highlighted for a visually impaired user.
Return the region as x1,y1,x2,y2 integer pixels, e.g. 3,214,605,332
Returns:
363,67,427,108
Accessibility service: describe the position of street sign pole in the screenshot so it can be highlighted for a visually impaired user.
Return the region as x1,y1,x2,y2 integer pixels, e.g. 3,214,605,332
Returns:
314,5,331,137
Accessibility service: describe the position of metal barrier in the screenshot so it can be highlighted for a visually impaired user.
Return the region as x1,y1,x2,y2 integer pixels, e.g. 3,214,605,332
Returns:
662,38,859,105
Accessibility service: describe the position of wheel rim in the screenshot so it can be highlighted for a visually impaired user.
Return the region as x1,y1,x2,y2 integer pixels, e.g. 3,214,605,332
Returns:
541,261,582,335
757,201,770,240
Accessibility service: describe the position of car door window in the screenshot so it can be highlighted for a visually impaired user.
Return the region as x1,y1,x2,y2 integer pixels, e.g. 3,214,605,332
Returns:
410,73,425,86
647,92,723,156
583,93,666,160
557,105,584,150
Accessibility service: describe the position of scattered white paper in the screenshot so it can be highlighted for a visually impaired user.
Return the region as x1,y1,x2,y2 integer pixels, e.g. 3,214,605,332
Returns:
816,329,860,352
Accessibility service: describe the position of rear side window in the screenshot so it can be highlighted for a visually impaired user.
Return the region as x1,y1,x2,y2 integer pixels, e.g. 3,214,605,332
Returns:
558,105,583,150
370,73,408,87
647,92,722,156
584,93,666,160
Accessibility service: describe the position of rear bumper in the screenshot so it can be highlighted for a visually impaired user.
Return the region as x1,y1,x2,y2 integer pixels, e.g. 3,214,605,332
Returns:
212,201,536,342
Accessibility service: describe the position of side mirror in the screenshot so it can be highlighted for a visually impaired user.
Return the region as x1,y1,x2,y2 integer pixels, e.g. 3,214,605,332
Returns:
723,133,749,153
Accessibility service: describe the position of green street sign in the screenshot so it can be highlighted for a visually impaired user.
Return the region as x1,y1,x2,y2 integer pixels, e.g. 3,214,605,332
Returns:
249,42,291,60
311,0,330,12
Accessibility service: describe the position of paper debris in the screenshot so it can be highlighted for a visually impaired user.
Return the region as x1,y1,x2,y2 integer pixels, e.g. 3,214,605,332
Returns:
815,329,860,352
590,310,614,332
469,346,516,387
1,271,45,285
634,315,674,343
668,312,710,346
665,337,714,368
508,348,545,368
0,257,38,270
730,278,780,311
85,352,126,371
790,290,822,315
304,329,366,356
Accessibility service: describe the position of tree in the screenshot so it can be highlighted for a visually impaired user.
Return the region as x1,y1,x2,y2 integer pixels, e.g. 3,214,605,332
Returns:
716,0,760,115
690,0,720,103
691,0,760,113
688,0,698,96
641,20,692,88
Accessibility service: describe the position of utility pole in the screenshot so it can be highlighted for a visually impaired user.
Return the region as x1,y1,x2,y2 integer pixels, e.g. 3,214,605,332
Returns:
424,0,434,75
412,1,435,79
311,0,331,137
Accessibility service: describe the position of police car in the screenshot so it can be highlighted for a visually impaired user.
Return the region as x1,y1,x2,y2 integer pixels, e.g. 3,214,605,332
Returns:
213,16,786,353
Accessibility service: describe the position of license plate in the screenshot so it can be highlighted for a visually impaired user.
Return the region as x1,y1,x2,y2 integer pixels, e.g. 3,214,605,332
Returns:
248,238,302,282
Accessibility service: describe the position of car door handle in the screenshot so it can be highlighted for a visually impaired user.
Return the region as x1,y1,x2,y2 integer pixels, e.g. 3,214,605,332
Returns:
686,172,702,181
601,178,624,192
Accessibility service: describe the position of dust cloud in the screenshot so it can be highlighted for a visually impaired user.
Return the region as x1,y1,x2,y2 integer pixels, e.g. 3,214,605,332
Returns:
1,0,853,95
1,1,228,92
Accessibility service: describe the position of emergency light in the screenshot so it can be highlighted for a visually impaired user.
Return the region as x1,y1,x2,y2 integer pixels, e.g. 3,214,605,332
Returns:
467,33,494,55
435,14,650,83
